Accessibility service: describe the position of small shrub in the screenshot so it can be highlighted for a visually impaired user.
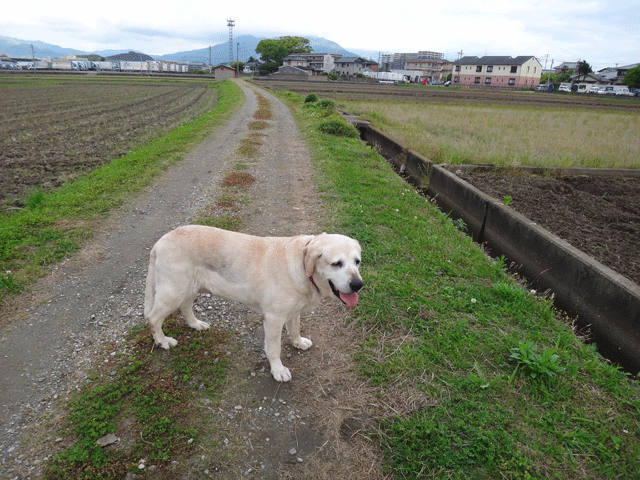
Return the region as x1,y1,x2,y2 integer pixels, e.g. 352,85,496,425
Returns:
304,93,319,103
316,99,335,109
318,119,359,138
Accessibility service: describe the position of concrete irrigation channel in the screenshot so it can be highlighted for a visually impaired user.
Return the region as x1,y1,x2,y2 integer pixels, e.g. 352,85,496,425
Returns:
346,115,640,372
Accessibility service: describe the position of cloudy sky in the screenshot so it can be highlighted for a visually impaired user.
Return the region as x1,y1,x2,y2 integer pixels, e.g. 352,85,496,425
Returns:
2,0,638,71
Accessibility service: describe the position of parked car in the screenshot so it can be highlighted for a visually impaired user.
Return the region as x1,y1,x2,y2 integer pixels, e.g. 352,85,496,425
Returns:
597,86,615,94
615,88,634,96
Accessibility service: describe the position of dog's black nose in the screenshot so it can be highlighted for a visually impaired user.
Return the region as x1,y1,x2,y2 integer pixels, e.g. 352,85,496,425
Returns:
350,278,363,292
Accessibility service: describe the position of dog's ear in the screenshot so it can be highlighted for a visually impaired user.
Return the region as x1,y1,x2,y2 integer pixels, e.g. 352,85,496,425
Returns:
303,237,323,278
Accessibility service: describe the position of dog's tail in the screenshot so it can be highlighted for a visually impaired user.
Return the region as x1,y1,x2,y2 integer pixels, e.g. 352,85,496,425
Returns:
144,247,157,318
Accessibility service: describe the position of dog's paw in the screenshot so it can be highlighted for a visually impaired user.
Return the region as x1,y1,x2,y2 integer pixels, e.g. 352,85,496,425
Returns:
190,320,210,331
158,337,178,350
292,336,313,350
271,366,292,382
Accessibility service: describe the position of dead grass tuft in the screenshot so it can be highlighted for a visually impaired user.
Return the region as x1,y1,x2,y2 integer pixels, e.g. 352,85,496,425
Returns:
222,171,256,187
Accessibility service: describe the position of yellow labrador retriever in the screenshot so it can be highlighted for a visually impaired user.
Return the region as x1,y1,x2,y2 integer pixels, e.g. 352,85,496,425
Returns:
144,225,363,382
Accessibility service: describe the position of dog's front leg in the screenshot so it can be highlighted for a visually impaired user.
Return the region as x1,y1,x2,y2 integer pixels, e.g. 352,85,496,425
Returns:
264,314,291,382
286,314,313,351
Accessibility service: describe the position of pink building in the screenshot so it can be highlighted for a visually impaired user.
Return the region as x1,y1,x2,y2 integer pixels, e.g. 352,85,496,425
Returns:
452,56,542,89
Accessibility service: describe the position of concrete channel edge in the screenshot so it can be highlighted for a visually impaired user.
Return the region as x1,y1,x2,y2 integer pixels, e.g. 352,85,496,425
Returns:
350,119,640,372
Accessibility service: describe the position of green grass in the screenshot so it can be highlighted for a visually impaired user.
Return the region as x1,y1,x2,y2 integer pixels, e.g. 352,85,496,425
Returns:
280,91,640,479
0,79,243,306
45,320,229,479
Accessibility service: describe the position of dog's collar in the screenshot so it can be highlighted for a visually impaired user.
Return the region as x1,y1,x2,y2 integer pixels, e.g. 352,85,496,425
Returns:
305,239,320,293
309,275,320,292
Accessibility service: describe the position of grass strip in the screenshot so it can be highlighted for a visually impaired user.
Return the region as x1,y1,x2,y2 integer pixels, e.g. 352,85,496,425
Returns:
282,91,640,479
0,80,243,306
45,320,229,479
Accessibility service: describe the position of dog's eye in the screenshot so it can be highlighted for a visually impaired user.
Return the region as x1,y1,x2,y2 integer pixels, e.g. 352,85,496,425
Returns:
355,259,361,266
332,261,343,268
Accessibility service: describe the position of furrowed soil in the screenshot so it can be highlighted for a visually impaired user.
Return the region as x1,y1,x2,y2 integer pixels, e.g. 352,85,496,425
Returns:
457,172,640,286
0,78,218,211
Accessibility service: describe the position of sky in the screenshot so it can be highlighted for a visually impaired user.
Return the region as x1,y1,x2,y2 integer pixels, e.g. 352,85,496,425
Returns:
2,0,638,71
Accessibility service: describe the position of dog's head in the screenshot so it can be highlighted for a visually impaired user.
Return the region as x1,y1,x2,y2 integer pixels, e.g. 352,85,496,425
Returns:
304,233,363,307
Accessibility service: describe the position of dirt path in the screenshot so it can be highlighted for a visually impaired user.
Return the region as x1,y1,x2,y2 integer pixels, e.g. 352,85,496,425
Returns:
0,81,390,479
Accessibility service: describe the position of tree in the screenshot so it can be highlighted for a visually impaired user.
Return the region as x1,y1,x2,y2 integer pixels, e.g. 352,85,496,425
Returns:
255,36,312,75
576,60,593,81
623,65,640,88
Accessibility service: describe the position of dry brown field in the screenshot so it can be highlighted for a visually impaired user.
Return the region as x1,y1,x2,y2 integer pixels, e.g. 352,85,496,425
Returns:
0,75,218,209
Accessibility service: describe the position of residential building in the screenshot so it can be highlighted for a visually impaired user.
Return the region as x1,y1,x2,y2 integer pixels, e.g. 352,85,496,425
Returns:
381,51,443,70
334,57,379,76
214,64,237,80
554,61,578,75
405,59,453,83
243,60,260,74
597,63,638,84
281,53,341,73
452,56,542,89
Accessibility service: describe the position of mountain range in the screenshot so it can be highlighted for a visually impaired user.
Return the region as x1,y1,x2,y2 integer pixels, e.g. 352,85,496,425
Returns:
0,34,378,64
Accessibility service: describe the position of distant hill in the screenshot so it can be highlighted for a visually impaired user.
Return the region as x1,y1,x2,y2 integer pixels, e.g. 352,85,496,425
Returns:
0,34,367,64
0,35,86,59
154,34,360,64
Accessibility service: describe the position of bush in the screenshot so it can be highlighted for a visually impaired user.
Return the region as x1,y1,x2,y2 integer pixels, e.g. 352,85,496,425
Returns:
316,99,335,109
304,93,319,103
318,118,359,138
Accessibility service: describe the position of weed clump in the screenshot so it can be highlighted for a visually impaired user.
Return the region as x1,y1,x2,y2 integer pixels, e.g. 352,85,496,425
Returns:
318,118,360,138
304,93,319,103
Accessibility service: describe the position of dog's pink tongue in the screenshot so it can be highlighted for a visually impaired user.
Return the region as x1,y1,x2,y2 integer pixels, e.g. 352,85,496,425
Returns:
340,291,359,307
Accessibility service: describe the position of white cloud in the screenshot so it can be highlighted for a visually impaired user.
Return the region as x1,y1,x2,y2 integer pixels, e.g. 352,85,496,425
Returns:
1,0,637,70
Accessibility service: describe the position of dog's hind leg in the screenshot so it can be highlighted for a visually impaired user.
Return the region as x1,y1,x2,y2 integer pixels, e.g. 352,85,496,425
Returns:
286,314,313,351
179,296,211,332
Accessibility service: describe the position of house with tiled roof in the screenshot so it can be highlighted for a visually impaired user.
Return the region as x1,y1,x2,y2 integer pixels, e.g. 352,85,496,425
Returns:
452,56,542,89
334,57,379,76
282,53,341,73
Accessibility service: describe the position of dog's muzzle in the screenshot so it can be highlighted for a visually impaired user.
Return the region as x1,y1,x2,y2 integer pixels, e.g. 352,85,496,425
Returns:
329,279,363,307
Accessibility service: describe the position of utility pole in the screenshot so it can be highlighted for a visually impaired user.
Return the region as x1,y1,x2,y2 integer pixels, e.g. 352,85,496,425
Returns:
209,45,212,73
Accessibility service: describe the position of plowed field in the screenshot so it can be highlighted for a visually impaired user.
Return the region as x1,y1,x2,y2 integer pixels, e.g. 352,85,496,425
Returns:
0,76,218,210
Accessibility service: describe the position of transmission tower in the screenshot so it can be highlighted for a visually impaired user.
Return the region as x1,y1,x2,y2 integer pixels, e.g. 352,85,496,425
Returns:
227,19,235,64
